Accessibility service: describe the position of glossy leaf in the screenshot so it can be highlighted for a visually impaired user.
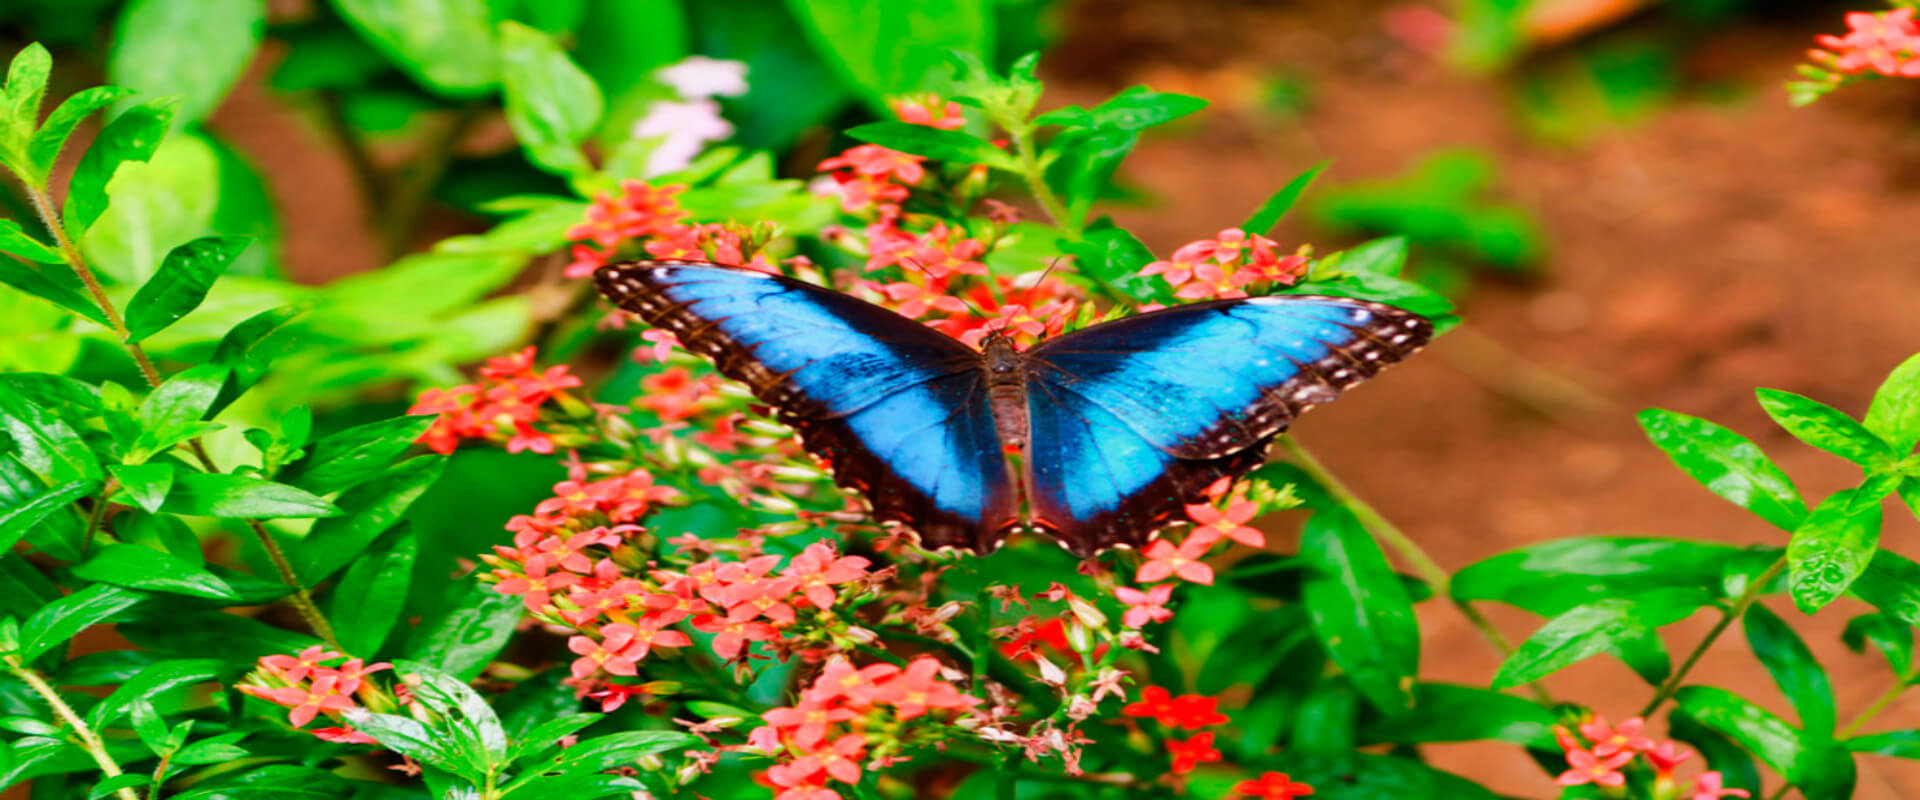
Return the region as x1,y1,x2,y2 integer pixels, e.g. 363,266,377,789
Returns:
18,584,144,662
505,713,602,764
73,544,237,601
208,304,304,416
159,473,337,519
1356,683,1556,748
1849,730,1920,758
0,219,61,263
1787,488,1881,614
131,364,227,460
25,86,135,183
405,582,522,681
83,658,221,730
1670,707,1764,795
845,121,1017,170
1299,506,1419,714
107,463,173,513
403,660,509,766
107,0,263,126
1288,680,1358,756
0,251,107,325
280,415,435,495
169,764,350,799
498,22,602,176
333,0,498,97
332,526,416,657
124,236,251,342
1243,161,1329,237
1492,591,1706,689
0,390,101,484
1841,612,1912,678
1453,536,1745,616
1757,388,1894,468
1744,603,1836,736
1866,353,1920,454
1062,225,1170,305
1849,550,1920,627
0,44,51,162
538,730,701,774
344,708,464,776
0,479,93,556
63,99,175,237
1638,408,1807,531
293,456,444,583
1675,685,1802,775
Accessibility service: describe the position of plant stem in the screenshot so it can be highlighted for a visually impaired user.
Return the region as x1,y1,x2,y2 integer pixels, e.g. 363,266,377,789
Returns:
4,657,141,800
1639,555,1789,718
1279,436,1548,703
1837,670,1915,739
81,477,118,556
20,182,342,653
1007,122,1080,240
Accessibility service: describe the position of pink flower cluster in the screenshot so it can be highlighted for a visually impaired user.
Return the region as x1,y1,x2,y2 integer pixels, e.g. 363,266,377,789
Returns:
1813,8,1920,77
1140,228,1309,300
1554,715,1749,799
750,656,982,799
238,646,391,744
1134,489,1265,587
409,346,584,455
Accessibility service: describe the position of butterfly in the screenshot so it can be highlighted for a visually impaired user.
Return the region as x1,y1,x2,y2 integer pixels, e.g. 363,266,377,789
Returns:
596,260,1431,557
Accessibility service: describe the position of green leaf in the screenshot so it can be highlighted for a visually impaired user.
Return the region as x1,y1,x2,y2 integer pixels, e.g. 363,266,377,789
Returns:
107,462,174,513
25,86,135,183
108,0,264,127
208,305,304,415
84,658,221,730
1287,680,1357,756
1299,506,1420,714
1848,550,1920,627
124,236,252,342
332,527,416,657
506,713,601,764
0,479,94,555
1675,685,1803,774
333,0,499,97
785,0,993,102
1243,161,1329,237
1841,612,1912,678
342,708,464,775
117,610,313,665
1638,408,1807,531
1787,488,1882,614
18,584,144,662
280,415,434,495
72,543,238,601
1291,271,1456,319
401,660,509,764
1062,225,1171,305
0,44,52,172
132,364,227,459
169,764,350,799
1453,536,1746,616
0,249,108,325
89,774,149,799
1757,388,1894,468
1744,603,1836,737
404,582,522,681
1849,730,1920,758
1671,707,1763,795
1332,236,1410,277
1355,683,1555,748
1492,591,1705,689
845,121,1018,170
539,730,700,774
497,21,603,176
160,473,338,519
1866,353,1920,454
63,99,175,237
0,219,62,263
79,130,223,285
293,455,444,583
0,390,102,484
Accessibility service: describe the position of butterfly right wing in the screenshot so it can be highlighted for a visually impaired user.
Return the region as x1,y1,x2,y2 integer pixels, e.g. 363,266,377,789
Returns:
595,261,1019,552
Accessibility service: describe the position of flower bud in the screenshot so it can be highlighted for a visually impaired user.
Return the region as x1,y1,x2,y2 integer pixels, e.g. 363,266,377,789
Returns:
1064,620,1096,655
1066,595,1107,629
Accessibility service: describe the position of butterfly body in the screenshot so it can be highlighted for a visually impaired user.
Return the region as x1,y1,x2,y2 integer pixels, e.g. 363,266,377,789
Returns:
597,260,1431,556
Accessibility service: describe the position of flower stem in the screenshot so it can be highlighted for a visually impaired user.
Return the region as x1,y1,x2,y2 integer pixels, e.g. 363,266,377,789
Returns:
1006,122,1079,241
1837,669,1915,739
1279,436,1548,703
1639,554,1789,718
18,181,342,653
3,656,141,800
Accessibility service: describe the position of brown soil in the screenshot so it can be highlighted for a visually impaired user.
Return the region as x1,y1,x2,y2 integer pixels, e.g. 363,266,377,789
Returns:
1047,1,1920,796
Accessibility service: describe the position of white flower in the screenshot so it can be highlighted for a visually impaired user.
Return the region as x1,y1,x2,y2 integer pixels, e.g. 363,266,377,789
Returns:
655,56,749,99
633,99,734,177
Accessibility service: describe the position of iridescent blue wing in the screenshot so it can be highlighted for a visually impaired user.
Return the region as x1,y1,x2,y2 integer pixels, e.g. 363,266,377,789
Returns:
596,261,1018,551
1023,296,1430,551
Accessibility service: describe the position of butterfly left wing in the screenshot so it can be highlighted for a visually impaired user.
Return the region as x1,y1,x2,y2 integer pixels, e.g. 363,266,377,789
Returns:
596,261,1020,552
1022,295,1430,551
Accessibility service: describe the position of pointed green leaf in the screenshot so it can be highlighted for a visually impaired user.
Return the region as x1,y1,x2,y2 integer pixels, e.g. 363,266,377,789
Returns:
280,415,435,495
0,219,61,263
0,391,101,483
400,660,509,762
1758,387,1893,467
845,121,1018,171
404,582,521,681
1453,536,1746,617
0,44,52,167
72,543,237,600
1849,730,1920,758
332,527,416,657
25,86,135,182
342,708,464,775
63,99,175,237
333,0,499,97
108,0,264,127
1670,707,1763,795
83,658,221,729
18,584,144,662
168,764,349,799
1848,550,1920,627
1744,603,1836,736
160,473,338,519
1787,488,1881,614
1355,682,1555,748
124,236,251,342
1493,591,1705,689
785,0,993,103
1243,161,1329,237
1674,685,1802,774
1866,354,1920,454
498,21,602,176
1299,506,1419,714
539,730,700,774
1841,612,1912,679
293,456,444,583
0,479,94,556
1638,408,1807,531
107,462,174,513
0,255,109,325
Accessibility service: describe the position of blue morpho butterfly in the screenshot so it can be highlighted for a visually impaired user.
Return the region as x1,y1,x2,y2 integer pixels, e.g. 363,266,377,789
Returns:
596,260,1431,557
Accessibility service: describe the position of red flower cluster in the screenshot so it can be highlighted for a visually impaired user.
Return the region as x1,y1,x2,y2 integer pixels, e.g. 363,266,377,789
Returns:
238,646,391,744
890,94,965,130
1812,8,1920,77
1123,686,1235,774
563,180,691,278
1554,715,1748,799
488,468,681,613
409,346,584,455
1140,228,1309,300
1237,772,1316,798
750,656,982,799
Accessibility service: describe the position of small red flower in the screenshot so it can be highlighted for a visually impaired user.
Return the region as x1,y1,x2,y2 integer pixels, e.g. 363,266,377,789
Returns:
1166,732,1222,774
1579,715,1655,757
818,145,925,184
1814,9,1920,77
1122,686,1178,721
1166,694,1230,730
1555,747,1633,788
1236,772,1315,798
